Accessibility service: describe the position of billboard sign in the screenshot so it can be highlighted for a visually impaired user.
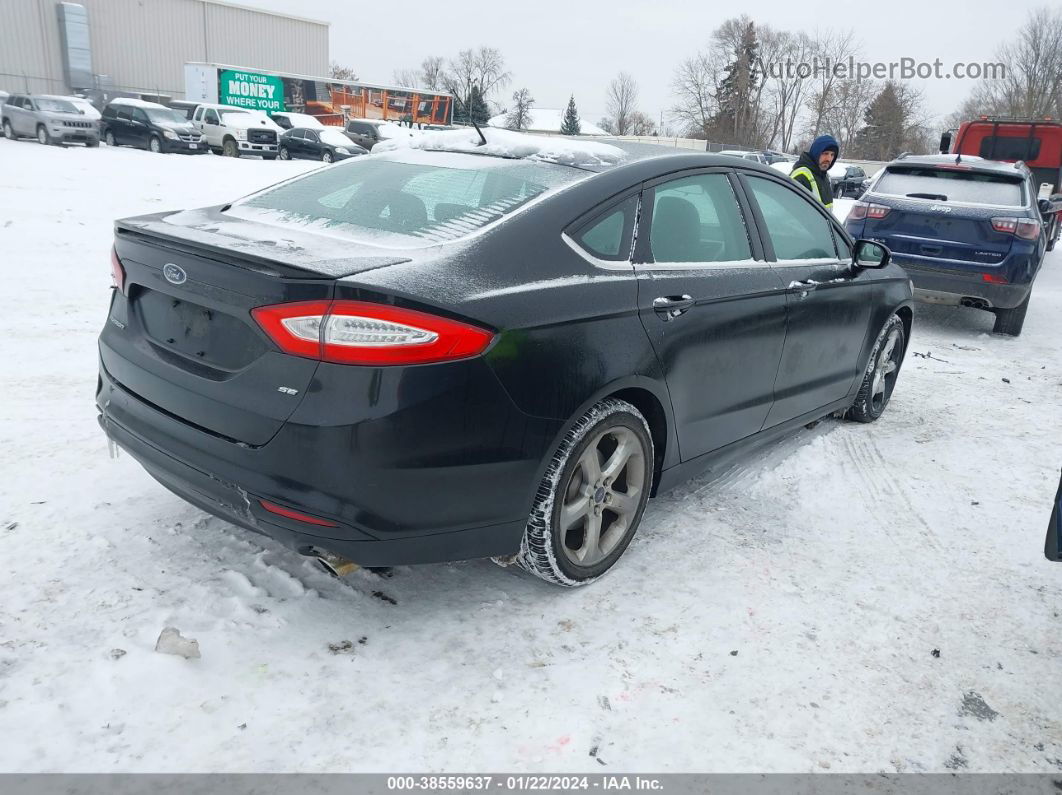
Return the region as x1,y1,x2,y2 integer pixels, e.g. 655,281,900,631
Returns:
219,69,285,112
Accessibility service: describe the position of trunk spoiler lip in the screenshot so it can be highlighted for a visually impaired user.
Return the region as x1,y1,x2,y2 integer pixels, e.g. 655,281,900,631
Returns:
114,209,413,280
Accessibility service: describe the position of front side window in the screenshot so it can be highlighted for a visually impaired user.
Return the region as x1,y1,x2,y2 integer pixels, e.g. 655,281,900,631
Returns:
648,173,751,263
570,195,638,261
204,109,219,125
745,176,837,261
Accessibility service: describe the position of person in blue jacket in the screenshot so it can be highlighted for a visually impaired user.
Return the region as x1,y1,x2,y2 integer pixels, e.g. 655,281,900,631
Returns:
790,134,840,209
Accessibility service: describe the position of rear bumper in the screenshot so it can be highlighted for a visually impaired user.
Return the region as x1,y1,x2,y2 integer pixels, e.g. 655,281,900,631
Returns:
96,352,559,566
897,261,1032,309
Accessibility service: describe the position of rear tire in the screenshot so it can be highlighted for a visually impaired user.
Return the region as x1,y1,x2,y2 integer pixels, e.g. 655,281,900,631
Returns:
222,138,239,158
514,398,653,587
104,130,116,147
846,314,905,423
993,293,1030,336
279,146,290,160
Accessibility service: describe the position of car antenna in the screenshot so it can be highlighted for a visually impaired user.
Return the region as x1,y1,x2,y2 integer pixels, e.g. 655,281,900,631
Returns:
471,118,487,147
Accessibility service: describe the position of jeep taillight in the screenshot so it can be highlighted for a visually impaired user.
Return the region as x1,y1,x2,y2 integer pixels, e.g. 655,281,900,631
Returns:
251,300,495,366
849,201,890,220
110,247,126,294
991,217,1040,240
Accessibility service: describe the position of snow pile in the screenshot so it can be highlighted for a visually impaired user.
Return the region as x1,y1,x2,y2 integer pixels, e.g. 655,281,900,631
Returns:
487,109,610,137
374,127,625,167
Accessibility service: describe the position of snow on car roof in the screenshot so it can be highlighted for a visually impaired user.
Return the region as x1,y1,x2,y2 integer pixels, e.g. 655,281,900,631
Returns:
108,97,168,109
373,127,625,169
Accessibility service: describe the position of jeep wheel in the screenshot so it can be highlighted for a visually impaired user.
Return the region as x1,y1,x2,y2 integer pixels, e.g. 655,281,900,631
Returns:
36,125,51,145
993,293,1030,337
2,120,14,140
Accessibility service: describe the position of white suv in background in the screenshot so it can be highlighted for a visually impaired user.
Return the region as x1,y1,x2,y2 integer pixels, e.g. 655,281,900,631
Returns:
190,103,282,159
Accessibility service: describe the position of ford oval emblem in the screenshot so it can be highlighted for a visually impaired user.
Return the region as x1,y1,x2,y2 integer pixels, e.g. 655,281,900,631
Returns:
163,263,187,285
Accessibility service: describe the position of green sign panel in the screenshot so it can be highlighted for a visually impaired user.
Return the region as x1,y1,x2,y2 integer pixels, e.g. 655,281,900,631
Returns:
219,69,285,112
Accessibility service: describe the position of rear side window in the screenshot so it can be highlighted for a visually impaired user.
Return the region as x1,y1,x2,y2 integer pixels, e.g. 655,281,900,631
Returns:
232,156,580,247
978,136,1041,161
648,173,751,263
571,195,638,261
745,176,837,261
875,167,1025,207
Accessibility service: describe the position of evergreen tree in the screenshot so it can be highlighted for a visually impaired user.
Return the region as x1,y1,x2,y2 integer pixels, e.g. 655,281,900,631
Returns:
561,95,581,135
714,20,760,145
855,82,906,160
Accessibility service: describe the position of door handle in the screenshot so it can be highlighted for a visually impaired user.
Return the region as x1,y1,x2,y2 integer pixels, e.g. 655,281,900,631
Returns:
789,280,819,299
653,295,695,320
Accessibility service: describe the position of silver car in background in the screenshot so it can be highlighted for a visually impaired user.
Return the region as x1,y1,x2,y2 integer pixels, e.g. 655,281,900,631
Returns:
2,94,100,146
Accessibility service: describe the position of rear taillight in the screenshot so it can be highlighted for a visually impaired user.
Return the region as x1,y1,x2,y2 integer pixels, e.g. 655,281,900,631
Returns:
982,272,1008,284
110,247,126,293
251,300,495,366
849,201,890,220
991,217,1040,240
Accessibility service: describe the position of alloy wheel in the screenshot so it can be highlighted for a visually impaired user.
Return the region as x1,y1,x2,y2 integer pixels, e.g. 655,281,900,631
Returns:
558,426,647,568
37,126,48,145
871,328,902,412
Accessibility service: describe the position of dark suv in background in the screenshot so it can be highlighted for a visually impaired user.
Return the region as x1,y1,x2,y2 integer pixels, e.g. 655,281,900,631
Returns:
101,99,205,154
845,154,1047,335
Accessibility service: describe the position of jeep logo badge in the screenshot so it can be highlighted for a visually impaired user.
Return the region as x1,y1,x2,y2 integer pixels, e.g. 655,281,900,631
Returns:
163,263,187,285
930,205,952,213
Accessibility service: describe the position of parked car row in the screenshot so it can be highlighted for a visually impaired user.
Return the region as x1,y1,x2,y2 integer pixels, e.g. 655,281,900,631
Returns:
1,91,404,162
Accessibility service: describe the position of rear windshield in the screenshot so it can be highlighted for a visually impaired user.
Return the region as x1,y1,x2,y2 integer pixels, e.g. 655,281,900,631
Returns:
875,167,1025,207
229,151,582,247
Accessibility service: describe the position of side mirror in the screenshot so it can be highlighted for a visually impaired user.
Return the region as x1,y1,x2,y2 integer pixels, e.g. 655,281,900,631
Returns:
853,239,890,269
1038,197,1052,215
939,131,952,154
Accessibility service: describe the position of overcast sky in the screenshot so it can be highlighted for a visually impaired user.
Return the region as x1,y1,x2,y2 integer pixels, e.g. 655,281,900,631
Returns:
237,0,1044,131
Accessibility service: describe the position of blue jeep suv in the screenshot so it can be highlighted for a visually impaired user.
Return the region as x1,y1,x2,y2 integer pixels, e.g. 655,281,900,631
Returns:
845,155,1048,335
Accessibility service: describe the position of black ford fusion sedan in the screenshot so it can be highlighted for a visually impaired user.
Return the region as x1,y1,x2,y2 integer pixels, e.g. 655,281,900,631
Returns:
97,132,913,586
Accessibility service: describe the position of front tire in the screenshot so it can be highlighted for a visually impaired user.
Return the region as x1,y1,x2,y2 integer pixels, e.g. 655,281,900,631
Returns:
36,125,51,145
222,138,239,157
148,135,162,153
515,398,653,587
846,314,906,423
3,120,14,140
322,150,334,163
993,292,1030,336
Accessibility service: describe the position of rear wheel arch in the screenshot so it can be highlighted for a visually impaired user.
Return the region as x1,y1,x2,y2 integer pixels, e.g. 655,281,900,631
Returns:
608,387,668,496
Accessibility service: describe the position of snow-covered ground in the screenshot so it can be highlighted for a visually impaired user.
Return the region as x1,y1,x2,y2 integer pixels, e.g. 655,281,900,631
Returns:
0,141,1060,774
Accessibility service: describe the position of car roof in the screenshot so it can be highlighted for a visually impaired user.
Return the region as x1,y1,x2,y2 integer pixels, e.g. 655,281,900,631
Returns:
109,97,167,109
886,153,1028,176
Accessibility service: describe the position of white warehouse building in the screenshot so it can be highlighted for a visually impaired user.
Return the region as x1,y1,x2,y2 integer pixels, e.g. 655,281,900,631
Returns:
0,0,329,100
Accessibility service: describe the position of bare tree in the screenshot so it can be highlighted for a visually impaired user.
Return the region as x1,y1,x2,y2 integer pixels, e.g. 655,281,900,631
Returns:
671,51,718,138
965,7,1062,118
440,47,512,116
329,62,358,81
627,110,657,136
821,76,879,154
505,88,535,130
803,29,859,139
392,69,420,88
420,56,445,91
605,72,639,135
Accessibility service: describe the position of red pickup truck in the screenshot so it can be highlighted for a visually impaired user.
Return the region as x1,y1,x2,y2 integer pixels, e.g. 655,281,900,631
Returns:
941,117,1062,251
